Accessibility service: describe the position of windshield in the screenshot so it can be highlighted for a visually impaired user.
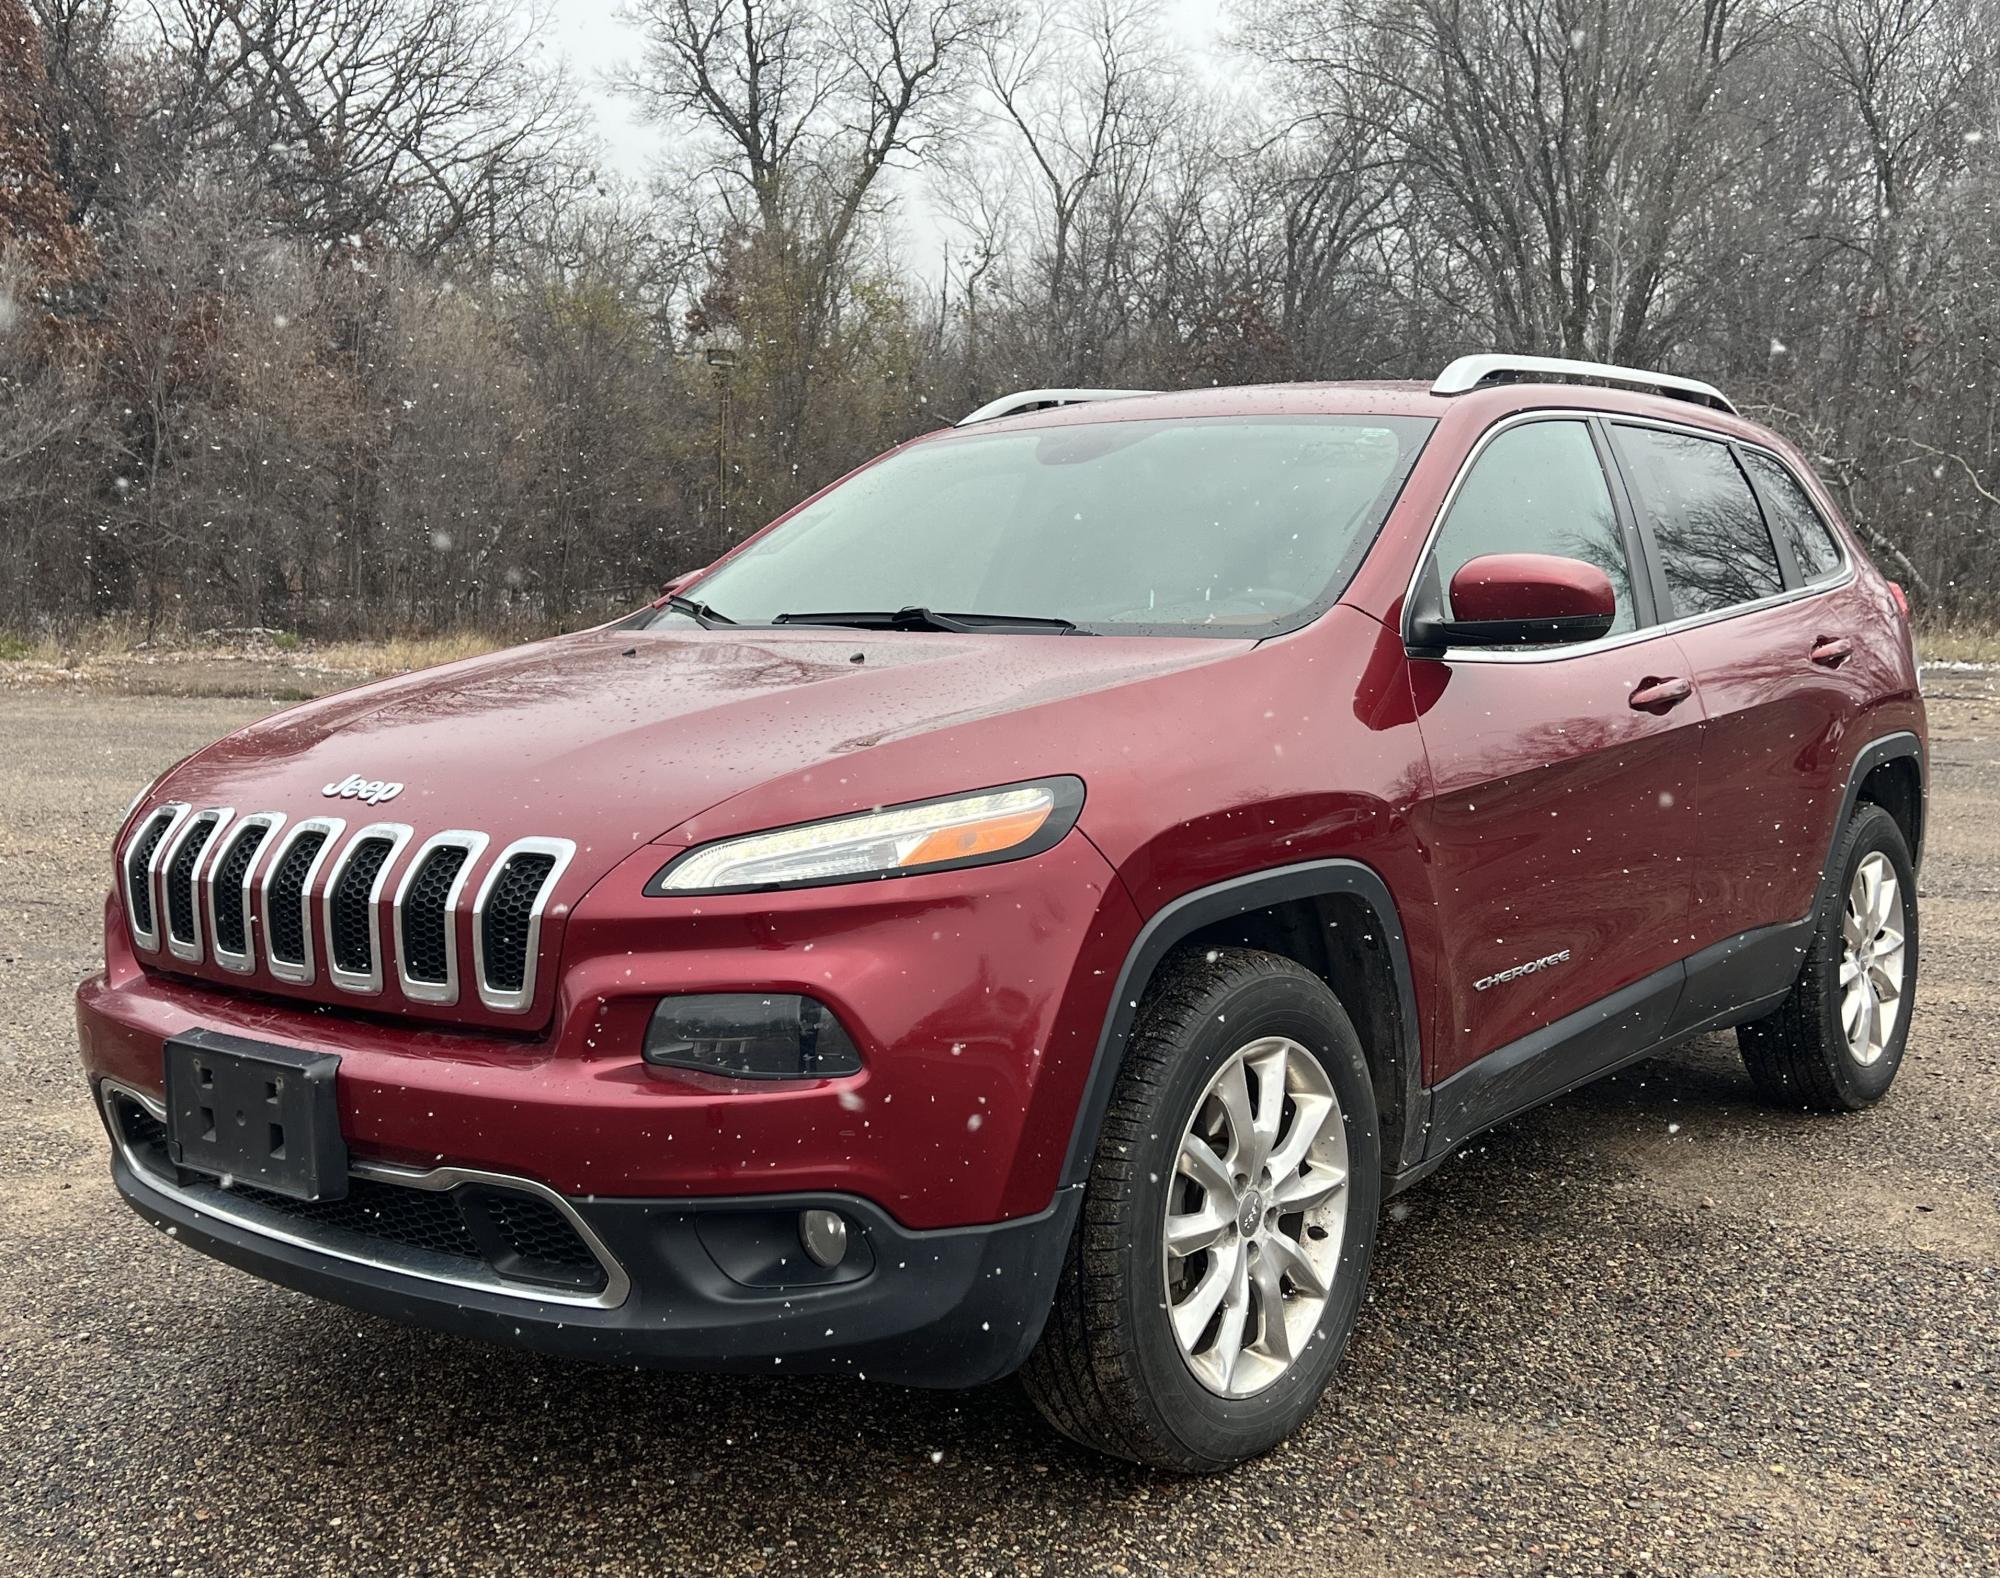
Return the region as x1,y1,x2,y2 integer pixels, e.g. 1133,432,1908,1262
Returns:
644,415,1433,636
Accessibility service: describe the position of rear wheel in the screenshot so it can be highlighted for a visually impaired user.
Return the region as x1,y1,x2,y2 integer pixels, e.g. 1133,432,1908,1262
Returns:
1739,803,1918,1111
1021,947,1380,1471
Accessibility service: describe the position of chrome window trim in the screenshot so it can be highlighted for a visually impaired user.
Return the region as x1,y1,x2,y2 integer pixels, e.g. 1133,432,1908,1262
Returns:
160,807,234,964
471,836,576,1014
1399,406,1859,666
99,1079,629,1310
207,812,287,974
260,816,346,984
1428,573,1858,664
1431,354,1736,414
123,802,190,954
391,830,490,1006
321,822,415,996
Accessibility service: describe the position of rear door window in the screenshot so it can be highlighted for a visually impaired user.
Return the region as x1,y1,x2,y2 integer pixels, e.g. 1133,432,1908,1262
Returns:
1430,419,1638,637
1742,451,1844,581
1613,426,1784,619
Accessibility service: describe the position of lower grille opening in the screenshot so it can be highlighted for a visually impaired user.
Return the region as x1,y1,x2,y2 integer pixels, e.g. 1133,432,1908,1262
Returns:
463,1189,605,1288
110,1093,608,1298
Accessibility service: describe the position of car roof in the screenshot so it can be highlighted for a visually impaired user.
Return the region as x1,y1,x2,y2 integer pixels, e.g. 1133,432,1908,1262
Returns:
939,377,1783,449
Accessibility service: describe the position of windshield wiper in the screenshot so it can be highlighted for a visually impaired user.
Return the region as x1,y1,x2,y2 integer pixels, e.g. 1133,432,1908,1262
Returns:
664,592,736,628
770,606,1082,634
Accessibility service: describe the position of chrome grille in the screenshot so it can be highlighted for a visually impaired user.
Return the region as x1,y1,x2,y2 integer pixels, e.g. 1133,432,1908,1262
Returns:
393,832,488,1005
122,803,187,951
402,848,467,981
207,813,284,972
162,809,230,962
472,838,575,1013
120,810,569,1013
322,822,412,994
262,819,342,981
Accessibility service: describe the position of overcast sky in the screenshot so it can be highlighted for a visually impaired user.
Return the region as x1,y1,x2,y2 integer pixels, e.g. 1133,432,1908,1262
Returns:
543,0,1244,277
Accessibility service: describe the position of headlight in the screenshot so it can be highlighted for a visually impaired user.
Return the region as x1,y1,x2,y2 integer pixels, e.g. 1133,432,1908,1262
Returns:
648,777,1084,895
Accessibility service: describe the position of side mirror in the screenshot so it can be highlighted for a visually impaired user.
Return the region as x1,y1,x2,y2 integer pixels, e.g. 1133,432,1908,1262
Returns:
659,569,705,598
1407,552,1616,654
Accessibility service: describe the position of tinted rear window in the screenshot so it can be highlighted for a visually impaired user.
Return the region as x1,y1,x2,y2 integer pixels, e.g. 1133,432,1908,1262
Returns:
1614,426,1784,618
1743,450,1844,581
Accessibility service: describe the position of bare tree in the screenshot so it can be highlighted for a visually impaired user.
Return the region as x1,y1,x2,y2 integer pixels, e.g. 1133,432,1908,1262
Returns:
166,0,589,262
973,0,1176,379
1247,0,1773,364
622,0,999,464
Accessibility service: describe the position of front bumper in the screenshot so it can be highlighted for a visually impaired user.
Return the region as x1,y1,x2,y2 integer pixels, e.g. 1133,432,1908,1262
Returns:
100,1077,1078,1388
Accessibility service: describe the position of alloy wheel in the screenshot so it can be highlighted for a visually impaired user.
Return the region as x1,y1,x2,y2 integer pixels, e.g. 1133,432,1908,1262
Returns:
1841,851,1906,1066
1162,1036,1348,1398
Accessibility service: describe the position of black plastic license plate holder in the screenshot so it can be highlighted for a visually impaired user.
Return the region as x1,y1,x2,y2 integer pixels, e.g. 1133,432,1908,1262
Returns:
163,1029,347,1201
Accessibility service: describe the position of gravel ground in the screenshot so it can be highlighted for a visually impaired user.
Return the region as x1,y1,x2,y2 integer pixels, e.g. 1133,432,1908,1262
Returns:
1,683,1996,1577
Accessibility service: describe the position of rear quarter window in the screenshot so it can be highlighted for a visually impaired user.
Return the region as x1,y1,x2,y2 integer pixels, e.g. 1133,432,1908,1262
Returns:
1743,450,1845,581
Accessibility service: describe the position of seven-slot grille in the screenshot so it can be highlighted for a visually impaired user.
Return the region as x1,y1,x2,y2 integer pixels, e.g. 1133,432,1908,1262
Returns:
482,853,557,992
122,804,186,949
266,825,333,971
208,814,281,969
122,806,571,1013
403,846,470,982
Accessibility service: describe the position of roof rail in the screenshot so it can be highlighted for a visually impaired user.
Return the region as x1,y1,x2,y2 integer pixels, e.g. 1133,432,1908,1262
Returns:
956,387,1156,426
1431,354,1736,415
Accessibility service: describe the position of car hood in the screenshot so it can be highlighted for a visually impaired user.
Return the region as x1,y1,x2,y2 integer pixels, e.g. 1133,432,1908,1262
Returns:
156,624,1240,871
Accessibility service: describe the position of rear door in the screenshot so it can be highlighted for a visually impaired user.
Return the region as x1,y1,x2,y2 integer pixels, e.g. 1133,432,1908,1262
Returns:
1608,424,1874,962
1406,416,1706,1084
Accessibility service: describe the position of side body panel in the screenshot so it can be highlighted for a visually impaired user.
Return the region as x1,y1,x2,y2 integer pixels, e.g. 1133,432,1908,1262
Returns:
1675,576,1899,950
1408,633,1706,1079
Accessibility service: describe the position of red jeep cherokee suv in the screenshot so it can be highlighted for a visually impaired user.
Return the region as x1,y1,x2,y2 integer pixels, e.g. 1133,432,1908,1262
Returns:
78,355,1925,1470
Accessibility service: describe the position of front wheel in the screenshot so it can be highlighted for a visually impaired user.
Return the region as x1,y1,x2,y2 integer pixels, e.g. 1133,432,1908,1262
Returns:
1021,947,1381,1471
1739,802,1918,1111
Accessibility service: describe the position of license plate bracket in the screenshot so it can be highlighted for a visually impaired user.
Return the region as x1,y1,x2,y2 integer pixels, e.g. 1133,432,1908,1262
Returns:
164,1030,347,1201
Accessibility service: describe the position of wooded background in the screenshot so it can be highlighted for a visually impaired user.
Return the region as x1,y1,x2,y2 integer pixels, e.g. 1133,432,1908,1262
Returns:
2,0,1995,639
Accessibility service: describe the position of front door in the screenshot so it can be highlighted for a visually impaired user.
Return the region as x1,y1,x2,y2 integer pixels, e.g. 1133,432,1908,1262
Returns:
1404,416,1708,1083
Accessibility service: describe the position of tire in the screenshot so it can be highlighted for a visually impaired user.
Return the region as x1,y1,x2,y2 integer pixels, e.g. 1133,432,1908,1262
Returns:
1738,803,1918,1112
1021,946,1381,1472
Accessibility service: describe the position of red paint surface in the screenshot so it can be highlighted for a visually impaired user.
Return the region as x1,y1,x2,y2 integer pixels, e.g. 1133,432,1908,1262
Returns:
78,378,1926,1228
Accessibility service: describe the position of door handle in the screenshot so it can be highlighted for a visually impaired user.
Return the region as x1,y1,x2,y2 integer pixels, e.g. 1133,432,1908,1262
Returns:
1629,675,1693,713
1811,636,1853,668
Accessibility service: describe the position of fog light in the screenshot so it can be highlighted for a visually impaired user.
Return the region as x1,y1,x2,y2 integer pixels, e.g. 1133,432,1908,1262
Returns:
799,1209,849,1268
642,993,863,1078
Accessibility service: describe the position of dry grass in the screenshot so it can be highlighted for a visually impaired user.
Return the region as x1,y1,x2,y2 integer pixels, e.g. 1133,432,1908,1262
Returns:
306,632,510,675
1916,622,2000,666
0,622,521,699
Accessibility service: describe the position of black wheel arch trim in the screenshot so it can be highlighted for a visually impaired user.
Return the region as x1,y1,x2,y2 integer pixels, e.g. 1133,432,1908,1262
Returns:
1820,730,1924,890
1062,858,1429,1187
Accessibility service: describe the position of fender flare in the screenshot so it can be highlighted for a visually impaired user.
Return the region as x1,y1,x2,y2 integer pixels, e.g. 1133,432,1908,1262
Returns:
1060,858,1429,1186
1818,732,1924,905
